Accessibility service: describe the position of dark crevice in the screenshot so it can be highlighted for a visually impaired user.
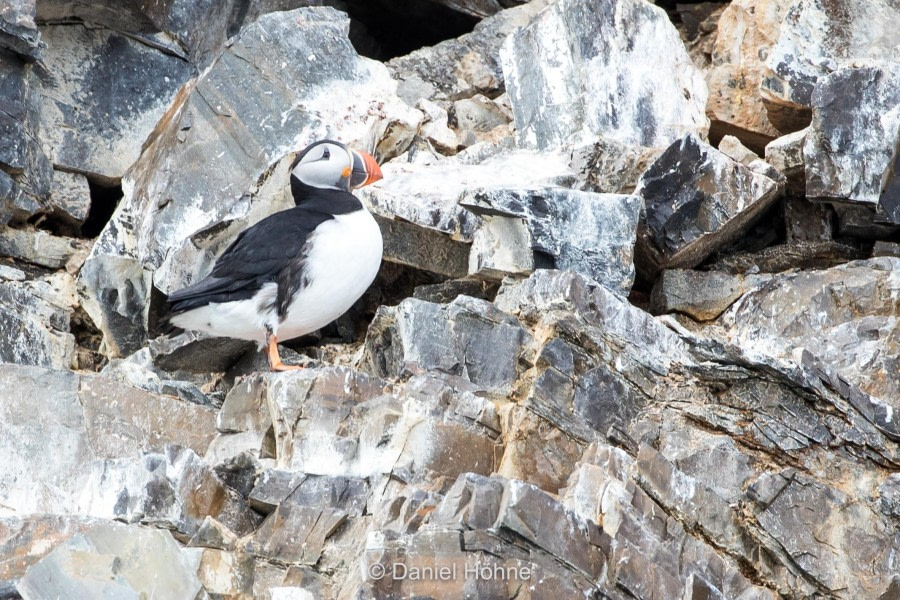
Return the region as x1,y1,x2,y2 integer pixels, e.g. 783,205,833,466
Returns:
80,180,123,238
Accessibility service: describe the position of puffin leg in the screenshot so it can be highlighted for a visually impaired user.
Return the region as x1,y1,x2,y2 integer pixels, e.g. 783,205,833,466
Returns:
265,327,303,371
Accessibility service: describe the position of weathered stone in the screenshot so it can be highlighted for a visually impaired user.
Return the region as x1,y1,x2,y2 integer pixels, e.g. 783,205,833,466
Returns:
188,516,239,550
374,213,471,278
450,94,509,146
636,134,784,270
418,98,459,153
249,470,307,514
36,24,193,183
500,0,708,150
195,547,255,597
705,0,789,149
0,226,86,270
388,0,551,103
0,364,216,515
46,170,90,232
148,331,255,374
675,2,726,72
717,135,759,165
412,277,497,304
17,522,202,599
874,241,900,258
804,65,900,224
761,0,900,132
461,188,641,296
363,295,530,395
0,0,40,61
0,274,76,368
78,7,422,358
834,204,900,240
783,196,834,243
567,137,663,195
765,127,807,194
136,0,234,64
718,258,900,403
651,269,770,321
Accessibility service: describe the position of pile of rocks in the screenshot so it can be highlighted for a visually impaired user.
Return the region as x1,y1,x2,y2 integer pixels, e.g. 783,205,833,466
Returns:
1,0,899,598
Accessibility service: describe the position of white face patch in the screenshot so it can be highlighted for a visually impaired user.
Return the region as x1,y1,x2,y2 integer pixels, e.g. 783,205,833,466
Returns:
292,141,353,191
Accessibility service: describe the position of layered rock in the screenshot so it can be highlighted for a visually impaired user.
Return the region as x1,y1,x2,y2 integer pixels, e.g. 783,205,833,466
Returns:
500,0,708,150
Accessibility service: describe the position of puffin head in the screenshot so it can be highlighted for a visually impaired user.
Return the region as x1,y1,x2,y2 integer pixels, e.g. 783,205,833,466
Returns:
290,140,383,192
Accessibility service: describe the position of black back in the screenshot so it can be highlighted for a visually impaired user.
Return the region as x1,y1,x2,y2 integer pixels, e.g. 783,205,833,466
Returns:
166,176,362,316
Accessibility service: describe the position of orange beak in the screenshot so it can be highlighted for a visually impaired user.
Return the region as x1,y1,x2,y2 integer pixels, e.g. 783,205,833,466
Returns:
350,149,383,188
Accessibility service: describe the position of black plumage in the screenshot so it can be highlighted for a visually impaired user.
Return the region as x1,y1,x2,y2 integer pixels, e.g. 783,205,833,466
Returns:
166,179,361,318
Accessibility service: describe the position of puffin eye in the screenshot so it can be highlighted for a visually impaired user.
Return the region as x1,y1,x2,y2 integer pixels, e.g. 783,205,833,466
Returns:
322,147,330,160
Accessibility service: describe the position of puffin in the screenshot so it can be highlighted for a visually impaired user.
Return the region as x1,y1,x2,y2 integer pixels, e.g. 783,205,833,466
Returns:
164,139,384,371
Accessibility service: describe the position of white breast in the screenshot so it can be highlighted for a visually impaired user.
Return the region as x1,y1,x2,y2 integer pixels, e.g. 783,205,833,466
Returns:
277,208,383,341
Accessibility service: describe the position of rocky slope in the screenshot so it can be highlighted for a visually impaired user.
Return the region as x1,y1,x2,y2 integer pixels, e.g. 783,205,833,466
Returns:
1,0,899,598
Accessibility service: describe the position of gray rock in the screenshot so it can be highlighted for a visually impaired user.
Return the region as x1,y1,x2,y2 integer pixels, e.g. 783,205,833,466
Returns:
36,24,194,184
650,269,770,321
804,65,900,224
78,7,421,358
388,0,551,104
761,0,900,132
374,213,470,278
834,204,900,240
136,0,234,64
0,0,40,61
0,272,76,368
765,127,807,194
783,196,834,243
567,137,663,195
717,135,759,165
417,98,459,153
636,134,784,270
148,332,255,374
461,187,641,296
17,522,202,600
363,295,530,395
450,94,509,145
46,170,90,232
249,470,307,514
0,226,85,270
500,0,708,150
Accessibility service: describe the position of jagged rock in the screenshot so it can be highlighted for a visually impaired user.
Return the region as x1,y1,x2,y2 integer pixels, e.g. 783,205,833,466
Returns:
0,0,40,60
0,226,86,270
0,364,215,514
636,134,784,270
804,65,900,224
783,196,834,243
450,94,509,146
374,214,470,278
195,547,254,597
17,522,202,599
249,470,308,514
761,0,900,132
650,269,770,321
36,24,193,184
716,258,900,404
567,137,662,195
364,295,530,394
705,0,789,150
0,273,76,368
674,2,726,72
136,0,234,64
765,127,808,195
418,98,459,153
834,204,900,240
78,7,422,358
461,188,640,296
0,50,52,222
188,516,239,550
388,0,551,104
500,0,708,150
46,170,90,232
717,134,759,165
148,332,255,374
874,241,900,258
413,277,497,304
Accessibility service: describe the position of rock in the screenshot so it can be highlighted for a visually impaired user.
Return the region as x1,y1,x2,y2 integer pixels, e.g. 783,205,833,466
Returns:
148,332,255,374
0,0,40,61
705,0,789,150
760,0,900,132
417,98,460,153
0,50,52,223
765,127,808,195
412,277,497,304
803,65,900,224
567,137,662,194
450,94,509,146
717,135,759,165
500,0,708,150
0,364,216,515
650,269,770,321
874,241,900,258
363,296,530,395
717,258,900,403
674,2,726,72
360,148,575,241
388,0,551,104
0,274,76,368
136,0,234,64
249,470,307,514
46,170,91,232
36,24,194,184
636,134,784,270
374,213,471,278
78,7,422,358
783,196,834,243
461,188,641,296
0,226,86,270
17,521,202,599
834,204,900,240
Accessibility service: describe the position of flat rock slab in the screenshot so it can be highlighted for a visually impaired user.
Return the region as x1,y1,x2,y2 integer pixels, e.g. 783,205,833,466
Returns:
0,0,40,61
804,64,900,224
761,0,900,131
17,521,202,599
461,187,640,296
651,269,771,321
636,134,783,269
500,0,708,150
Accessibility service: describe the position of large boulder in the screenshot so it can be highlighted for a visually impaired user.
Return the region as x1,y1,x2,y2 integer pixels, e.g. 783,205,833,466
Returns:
0,0,40,61
78,7,422,357
500,0,708,150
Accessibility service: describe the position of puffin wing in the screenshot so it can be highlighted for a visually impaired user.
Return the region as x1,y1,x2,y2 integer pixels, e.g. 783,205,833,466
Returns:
167,206,335,313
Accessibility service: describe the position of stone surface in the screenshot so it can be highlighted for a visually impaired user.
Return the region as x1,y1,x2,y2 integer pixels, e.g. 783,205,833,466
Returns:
46,170,91,232
804,65,900,224
0,0,40,61
0,226,86,269
500,0,708,150
17,522,202,599
717,134,759,165
461,187,641,296
36,24,193,183
78,7,422,357
761,0,900,132
705,0,789,150
0,273,76,368
636,134,784,270
651,269,770,321
765,127,808,195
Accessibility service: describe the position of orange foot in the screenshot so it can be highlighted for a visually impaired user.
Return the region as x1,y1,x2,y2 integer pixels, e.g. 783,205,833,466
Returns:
266,331,304,372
